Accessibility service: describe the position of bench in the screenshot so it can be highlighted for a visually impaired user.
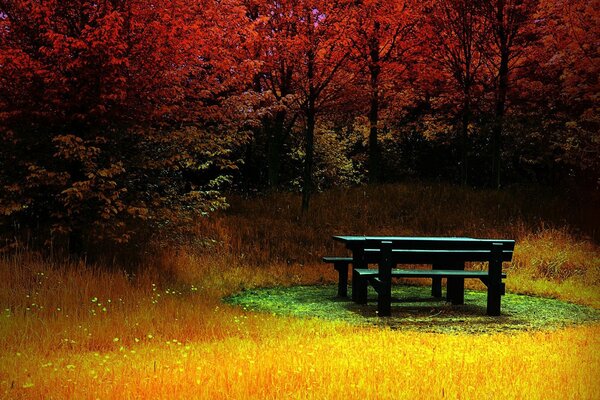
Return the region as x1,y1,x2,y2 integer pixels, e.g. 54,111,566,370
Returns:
324,237,514,317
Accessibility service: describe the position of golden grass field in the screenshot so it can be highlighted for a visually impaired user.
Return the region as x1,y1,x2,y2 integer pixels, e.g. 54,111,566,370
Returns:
1,184,599,399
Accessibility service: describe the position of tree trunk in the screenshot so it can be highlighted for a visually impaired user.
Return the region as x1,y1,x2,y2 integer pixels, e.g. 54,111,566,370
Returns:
461,92,470,186
68,228,84,260
368,76,381,183
301,43,316,212
368,21,382,183
492,51,508,189
267,60,293,189
267,110,286,188
301,98,315,212
492,0,509,189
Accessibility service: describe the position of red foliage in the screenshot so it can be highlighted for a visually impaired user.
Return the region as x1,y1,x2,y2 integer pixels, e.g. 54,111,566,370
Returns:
0,0,598,254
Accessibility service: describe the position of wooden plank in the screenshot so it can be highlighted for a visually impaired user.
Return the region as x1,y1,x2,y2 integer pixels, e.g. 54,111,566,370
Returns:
369,277,382,295
487,243,504,315
354,269,506,278
378,241,393,317
334,262,349,298
322,256,353,263
351,247,367,303
361,249,513,264
333,236,515,251
354,269,369,304
446,262,465,305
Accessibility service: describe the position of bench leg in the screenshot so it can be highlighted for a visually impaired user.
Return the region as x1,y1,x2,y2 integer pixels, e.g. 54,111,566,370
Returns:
487,282,505,316
487,244,505,316
431,264,442,298
377,276,391,317
377,245,393,317
351,269,358,302
355,275,368,304
446,262,465,305
350,248,366,302
334,262,349,297
450,277,464,305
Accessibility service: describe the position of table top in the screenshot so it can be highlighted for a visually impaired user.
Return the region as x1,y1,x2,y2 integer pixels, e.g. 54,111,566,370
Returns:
332,235,515,250
333,235,511,242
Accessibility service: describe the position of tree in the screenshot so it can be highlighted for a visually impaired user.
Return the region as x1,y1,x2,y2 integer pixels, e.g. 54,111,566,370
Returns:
0,0,250,256
296,1,353,211
242,0,302,189
348,0,418,182
534,0,599,188
482,0,538,188
245,1,355,210
427,0,487,185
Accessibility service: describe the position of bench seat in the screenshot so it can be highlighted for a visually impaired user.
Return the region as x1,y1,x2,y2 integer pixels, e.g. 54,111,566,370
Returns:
354,268,507,279
353,268,506,306
322,256,353,263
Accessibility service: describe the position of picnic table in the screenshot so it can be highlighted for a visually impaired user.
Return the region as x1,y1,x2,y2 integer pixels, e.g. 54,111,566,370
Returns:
323,236,515,317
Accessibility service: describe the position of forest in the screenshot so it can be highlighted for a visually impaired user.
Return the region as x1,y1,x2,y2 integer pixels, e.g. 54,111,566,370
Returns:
0,1,599,399
1,0,598,256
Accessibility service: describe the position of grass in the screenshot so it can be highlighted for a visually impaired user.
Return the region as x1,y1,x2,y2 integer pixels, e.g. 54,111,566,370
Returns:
1,183,599,399
194,183,599,266
226,285,600,333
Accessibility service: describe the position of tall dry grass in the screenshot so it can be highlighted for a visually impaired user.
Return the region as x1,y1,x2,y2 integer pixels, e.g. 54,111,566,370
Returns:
1,250,598,399
192,183,598,265
189,183,600,306
1,183,599,399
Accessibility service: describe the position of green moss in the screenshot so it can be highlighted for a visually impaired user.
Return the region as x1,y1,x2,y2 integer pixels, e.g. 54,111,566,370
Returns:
225,285,600,334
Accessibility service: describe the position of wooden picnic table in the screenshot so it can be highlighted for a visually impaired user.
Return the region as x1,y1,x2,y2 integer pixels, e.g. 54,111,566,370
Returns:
324,236,515,317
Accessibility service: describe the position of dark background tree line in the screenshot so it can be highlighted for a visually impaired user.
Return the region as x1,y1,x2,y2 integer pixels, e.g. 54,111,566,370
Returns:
1,0,598,258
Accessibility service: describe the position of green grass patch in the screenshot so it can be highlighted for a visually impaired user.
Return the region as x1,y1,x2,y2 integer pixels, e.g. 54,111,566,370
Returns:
225,284,600,334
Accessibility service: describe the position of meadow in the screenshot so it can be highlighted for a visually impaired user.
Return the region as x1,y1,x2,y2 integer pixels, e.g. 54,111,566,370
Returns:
1,183,599,399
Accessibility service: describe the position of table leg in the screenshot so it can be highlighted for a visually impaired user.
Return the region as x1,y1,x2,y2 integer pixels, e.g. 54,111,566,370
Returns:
355,275,368,304
351,247,365,302
351,268,358,302
378,242,393,317
486,243,504,315
447,262,465,305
